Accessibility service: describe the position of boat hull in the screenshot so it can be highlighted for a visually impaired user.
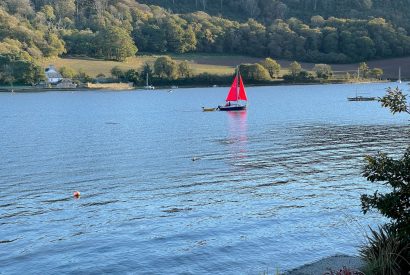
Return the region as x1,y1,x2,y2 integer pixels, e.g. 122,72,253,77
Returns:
347,97,376,101
218,105,247,111
202,107,217,112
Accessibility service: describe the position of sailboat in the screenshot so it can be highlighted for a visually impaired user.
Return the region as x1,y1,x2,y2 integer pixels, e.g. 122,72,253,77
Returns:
397,67,402,83
144,73,155,90
218,69,247,111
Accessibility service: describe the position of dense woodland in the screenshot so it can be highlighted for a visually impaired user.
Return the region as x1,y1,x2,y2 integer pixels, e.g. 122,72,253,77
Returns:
1,0,410,84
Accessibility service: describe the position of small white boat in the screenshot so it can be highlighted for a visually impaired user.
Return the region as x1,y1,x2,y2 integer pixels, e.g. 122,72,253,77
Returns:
144,73,155,90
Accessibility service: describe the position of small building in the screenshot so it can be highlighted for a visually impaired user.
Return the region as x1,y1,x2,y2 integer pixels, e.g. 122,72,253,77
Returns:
45,65,63,84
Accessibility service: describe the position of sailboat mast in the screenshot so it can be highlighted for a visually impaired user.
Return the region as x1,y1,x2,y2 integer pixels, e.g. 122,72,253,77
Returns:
146,73,148,86
236,66,239,103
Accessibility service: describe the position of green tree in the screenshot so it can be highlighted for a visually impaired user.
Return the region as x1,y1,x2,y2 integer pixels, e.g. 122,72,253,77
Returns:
0,64,15,86
260,58,281,79
41,5,56,25
178,61,193,78
63,30,96,56
97,27,138,61
356,36,376,60
379,87,410,115
313,64,333,79
359,62,370,78
239,63,270,81
289,61,302,78
0,54,45,85
59,66,76,78
43,32,66,57
111,66,125,80
361,149,410,237
370,68,383,79
54,0,75,27
75,69,92,83
360,148,410,274
125,69,140,84
154,56,178,79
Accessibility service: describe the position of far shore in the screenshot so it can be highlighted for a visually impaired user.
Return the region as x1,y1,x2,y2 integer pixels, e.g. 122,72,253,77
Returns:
0,79,392,93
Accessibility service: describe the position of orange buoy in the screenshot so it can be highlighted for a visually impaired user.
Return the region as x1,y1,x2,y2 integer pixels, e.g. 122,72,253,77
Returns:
73,191,81,198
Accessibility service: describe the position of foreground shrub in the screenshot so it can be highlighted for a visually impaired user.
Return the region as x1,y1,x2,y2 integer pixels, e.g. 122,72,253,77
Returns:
360,226,409,275
360,148,410,274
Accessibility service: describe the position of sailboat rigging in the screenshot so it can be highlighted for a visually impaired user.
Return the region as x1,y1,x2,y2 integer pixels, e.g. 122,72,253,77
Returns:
144,73,155,90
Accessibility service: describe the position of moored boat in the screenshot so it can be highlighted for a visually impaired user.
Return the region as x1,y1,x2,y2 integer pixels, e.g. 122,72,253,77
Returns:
202,107,217,112
347,96,376,101
144,73,155,90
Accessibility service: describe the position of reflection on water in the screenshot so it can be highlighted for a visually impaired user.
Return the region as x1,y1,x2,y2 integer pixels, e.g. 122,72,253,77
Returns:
1,83,410,274
227,111,248,161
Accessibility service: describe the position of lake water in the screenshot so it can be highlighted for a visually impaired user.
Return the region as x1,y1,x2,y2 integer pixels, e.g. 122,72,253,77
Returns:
1,83,409,274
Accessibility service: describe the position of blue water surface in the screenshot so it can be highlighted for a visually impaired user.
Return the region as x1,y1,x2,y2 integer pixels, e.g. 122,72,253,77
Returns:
0,82,409,274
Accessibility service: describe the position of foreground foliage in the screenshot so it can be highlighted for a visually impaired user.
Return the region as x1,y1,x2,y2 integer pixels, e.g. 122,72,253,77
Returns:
380,87,410,115
360,146,410,274
360,226,409,275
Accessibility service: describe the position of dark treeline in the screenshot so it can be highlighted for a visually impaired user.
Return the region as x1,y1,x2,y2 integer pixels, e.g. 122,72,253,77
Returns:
139,0,410,30
0,0,409,84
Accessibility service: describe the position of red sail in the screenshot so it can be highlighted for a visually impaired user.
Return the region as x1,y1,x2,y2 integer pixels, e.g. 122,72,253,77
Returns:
238,75,247,101
226,75,238,101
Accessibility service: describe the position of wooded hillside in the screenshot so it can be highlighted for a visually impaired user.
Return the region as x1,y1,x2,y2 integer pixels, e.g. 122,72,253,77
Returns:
1,0,410,84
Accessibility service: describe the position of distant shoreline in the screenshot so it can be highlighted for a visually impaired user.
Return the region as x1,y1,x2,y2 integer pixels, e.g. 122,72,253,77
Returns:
0,80,391,93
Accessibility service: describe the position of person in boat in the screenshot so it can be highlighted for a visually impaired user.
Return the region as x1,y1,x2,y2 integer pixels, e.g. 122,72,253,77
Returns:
225,101,231,106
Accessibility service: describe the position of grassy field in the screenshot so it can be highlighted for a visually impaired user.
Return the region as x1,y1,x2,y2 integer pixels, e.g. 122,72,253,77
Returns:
43,54,236,77
42,53,410,80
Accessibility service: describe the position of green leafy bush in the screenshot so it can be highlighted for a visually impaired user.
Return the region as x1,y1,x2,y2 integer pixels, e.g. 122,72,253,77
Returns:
360,148,410,274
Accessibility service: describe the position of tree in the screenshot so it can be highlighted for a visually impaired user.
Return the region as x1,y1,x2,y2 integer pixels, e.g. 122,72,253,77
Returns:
356,36,376,60
360,87,410,273
289,61,302,78
0,64,15,86
359,62,369,78
96,27,138,61
239,63,270,81
111,66,125,80
63,30,96,56
370,68,383,79
59,66,76,78
41,5,56,25
154,56,178,79
75,69,92,83
379,86,410,115
178,61,193,78
0,54,45,85
42,32,66,57
125,69,140,84
361,148,410,237
313,64,333,79
54,0,75,26
311,15,325,27
260,58,281,79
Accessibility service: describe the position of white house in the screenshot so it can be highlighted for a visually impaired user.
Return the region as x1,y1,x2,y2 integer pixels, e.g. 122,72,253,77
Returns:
45,65,63,84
